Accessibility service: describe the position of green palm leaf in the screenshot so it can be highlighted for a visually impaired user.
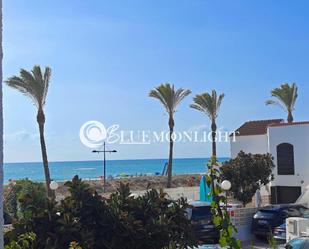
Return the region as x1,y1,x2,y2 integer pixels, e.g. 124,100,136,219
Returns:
5,65,51,109
149,83,191,115
266,83,298,123
190,89,224,157
190,90,225,121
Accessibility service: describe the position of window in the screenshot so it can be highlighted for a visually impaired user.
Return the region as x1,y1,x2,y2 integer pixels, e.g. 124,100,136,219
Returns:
282,207,302,218
277,143,295,175
191,206,212,221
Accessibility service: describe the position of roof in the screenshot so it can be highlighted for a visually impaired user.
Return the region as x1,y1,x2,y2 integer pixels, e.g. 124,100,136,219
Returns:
269,121,309,127
231,119,284,137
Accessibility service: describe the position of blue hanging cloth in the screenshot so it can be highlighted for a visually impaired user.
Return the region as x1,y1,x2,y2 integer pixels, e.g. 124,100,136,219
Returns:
199,175,207,201
199,175,213,202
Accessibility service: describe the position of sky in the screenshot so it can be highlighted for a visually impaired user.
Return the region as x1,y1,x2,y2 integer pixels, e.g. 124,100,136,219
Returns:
4,0,309,163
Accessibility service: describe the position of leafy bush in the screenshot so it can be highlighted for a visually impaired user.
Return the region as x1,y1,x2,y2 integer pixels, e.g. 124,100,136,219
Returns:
4,232,36,249
221,151,275,206
5,176,197,249
4,179,47,220
68,242,83,249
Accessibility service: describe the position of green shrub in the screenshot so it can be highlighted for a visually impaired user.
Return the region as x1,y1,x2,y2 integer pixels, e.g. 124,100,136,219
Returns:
4,232,36,249
4,179,47,219
5,176,197,249
69,242,83,249
221,151,275,206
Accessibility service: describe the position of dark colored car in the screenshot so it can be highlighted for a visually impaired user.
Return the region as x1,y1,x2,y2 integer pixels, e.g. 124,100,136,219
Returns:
273,223,286,241
274,206,309,242
285,237,309,249
187,201,220,244
251,204,309,238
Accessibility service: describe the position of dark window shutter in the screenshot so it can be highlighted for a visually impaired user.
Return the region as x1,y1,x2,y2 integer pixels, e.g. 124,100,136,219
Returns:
277,143,295,175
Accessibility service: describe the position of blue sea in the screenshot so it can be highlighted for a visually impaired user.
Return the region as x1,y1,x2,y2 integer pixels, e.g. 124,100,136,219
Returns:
3,157,229,183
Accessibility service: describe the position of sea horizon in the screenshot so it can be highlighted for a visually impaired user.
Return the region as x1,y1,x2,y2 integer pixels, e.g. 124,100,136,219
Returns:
4,157,230,183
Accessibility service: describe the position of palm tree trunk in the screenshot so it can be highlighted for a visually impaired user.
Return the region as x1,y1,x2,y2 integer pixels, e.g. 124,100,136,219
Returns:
211,120,217,157
210,120,217,202
287,111,293,123
0,0,4,246
167,115,174,188
37,108,53,198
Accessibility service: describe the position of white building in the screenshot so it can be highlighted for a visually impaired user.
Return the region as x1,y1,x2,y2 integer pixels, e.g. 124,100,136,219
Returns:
230,119,309,204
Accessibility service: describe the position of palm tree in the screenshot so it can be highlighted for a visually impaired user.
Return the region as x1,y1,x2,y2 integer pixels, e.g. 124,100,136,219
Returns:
190,90,224,203
149,83,191,188
266,83,298,123
0,0,4,246
5,66,53,197
190,90,224,157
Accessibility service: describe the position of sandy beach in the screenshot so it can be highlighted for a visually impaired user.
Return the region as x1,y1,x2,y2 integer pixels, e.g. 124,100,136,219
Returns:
54,173,202,198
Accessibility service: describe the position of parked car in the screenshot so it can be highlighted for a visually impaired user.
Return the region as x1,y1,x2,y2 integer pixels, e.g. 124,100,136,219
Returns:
187,201,220,244
273,223,286,241
251,204,309,239
285,237,309,249
196,245,226,249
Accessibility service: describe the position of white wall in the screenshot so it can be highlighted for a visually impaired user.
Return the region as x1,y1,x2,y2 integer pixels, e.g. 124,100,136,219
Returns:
132,186,200,201
230,134,268,158
268,124,309,188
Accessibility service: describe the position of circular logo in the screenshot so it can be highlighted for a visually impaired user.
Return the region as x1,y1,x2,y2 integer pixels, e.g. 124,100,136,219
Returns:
79,121,107,148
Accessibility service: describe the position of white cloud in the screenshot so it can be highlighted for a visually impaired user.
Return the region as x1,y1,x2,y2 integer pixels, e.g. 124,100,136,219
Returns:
4,130,39,141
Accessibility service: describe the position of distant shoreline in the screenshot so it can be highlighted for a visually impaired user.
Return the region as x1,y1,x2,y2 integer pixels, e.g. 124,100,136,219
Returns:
3,157,229,183
4,172,204,185
4,156,230,165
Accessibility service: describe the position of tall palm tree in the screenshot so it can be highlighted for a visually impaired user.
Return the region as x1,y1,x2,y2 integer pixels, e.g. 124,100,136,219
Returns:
149,83,191,188
190,90,225,157
5,66,53,197
190,90,224,202
0,0,4,246
266,83,298,123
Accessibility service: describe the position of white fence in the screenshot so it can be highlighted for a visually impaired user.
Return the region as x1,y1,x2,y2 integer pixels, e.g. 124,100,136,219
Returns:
231,208,257,241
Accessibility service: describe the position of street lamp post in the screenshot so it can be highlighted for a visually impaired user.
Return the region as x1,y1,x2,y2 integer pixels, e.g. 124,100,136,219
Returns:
92,142,117,193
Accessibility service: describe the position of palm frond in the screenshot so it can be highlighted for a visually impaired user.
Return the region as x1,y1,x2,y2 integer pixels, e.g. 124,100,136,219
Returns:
174,88,191,108
42,67,51,106
149,83,191,115
5,76,40,107
267,83,298,113
265,100,285,110
190,90,225,120
5,65,51,109
216,92,225,115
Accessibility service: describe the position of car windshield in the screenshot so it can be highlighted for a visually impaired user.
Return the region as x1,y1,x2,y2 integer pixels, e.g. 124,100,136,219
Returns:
299,207,309,218
191,206,211,221
255,210,278,219
282,206,309,218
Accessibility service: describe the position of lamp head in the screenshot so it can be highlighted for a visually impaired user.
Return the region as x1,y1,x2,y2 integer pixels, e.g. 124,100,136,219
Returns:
221,180,231,191
50,181,59,190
